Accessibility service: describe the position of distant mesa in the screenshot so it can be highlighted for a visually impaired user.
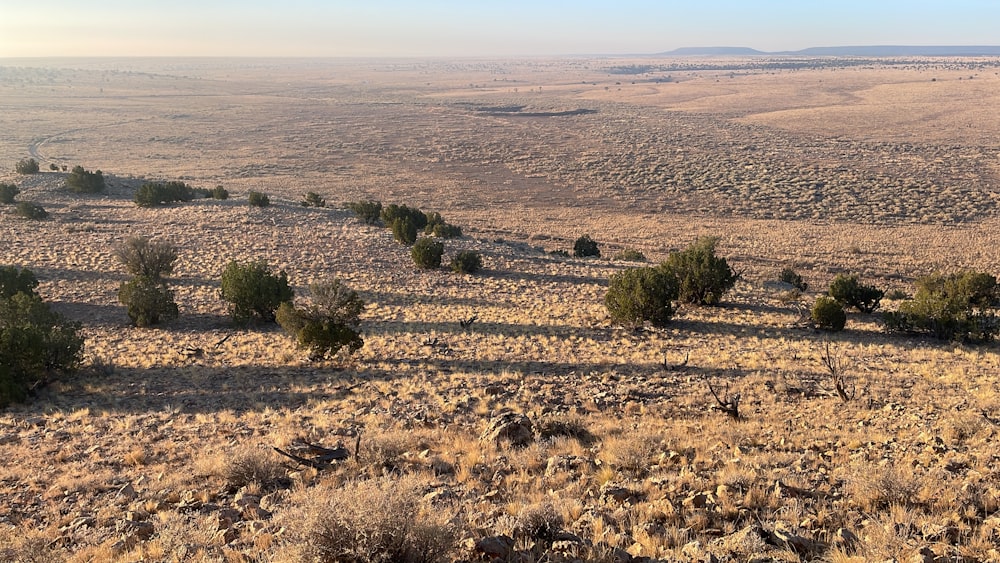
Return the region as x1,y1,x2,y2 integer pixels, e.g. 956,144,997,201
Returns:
659,45,1000,57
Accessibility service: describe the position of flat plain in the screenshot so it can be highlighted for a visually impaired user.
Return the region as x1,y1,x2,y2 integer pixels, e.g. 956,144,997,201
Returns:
1,56,1000,562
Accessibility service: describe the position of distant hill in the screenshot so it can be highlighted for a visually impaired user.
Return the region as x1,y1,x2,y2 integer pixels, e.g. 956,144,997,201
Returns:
659,45,1000,57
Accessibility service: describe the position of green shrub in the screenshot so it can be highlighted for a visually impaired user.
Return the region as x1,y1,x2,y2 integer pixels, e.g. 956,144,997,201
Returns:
573,234,601,258
15,201,47,220
811,296,847,331
0,292,83,406
15,158,39,175
276,279,364,360
381,204,427,230
48,163,59,171
65,165,105,193
302,192,326,208
134,181,194,207
220,260,293,324
884,271,999,342
450,250,482,274
346,200,382,224
211,185,229,200
779,267,807,291
0,183,19,204
392,217,418,246
0,266,39,299
660,236,738,305
117,276,178,327
247,191,270,207
605,266,679,328
829,274,883,313
411,237,444,269
114,236,177,280
431,222,462,238
612,249,647,262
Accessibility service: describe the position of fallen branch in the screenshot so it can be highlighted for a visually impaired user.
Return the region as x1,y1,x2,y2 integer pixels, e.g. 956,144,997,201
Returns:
708,380,741,420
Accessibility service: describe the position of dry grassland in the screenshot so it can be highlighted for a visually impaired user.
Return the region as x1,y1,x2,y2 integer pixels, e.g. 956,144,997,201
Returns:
1,57,1000,562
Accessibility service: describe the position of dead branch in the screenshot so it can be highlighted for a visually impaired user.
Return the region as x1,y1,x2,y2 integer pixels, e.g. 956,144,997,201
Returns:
460,315,478,329
982,410,1000,427
820,341,855,402
661,351,690,372
213,333,232,349
708,380,741,420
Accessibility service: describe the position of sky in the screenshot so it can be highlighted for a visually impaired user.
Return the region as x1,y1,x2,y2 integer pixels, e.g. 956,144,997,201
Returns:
0,0,997,58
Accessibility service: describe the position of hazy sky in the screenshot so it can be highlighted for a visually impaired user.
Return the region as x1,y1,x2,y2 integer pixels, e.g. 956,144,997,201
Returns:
1,0,997,57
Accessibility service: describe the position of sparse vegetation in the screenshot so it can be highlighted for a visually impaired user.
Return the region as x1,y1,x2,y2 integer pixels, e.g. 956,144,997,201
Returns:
114,236,178,280
450,250,482,274
220,259,293,323
779,267,807,291
884,270,999,342
411,237,444,269
573,234,600,258
0,183,19,204
829,273,884,313
65,165,105,193
276,279,365,360
14,157,39,174
211,185,229,199
661,236,738,305
612,248,647,262
812,295,847,331
117,275,179,327
346,200,383,224
247,190,270,207
14,201,48,220
302,191,326,208
605,266,679,327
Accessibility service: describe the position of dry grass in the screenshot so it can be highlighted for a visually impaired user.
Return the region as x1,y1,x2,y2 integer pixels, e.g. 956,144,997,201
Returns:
1,56,1000,562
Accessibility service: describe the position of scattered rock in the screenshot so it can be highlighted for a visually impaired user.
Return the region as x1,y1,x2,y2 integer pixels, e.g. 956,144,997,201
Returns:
480,412,534,447
472,535,515,559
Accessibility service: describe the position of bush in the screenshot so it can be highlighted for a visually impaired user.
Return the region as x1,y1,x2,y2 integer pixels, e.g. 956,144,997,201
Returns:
0,266,39,299
811,296,847,331
302,191,326,208
613,249,647,262
247,191,270,207
411,237,444,269
134,181,194,207
48,163,59,171
779,267,807,291
573,234,601,258
549,249,570,258
381,204,427,230
211,185,229,200
661,236,738,305
220,260,293,324
65,165,105,193
15,201,47,220
15,157,39,174
392,217,419,246
0,292,83,406
114,236,177,279
346,200,382,224
884,271,999,342
276,279,365,360
829,274,883,313
605,266,679,328
0,183,19,204
430,222,462,238
450,250,482,274
117,276,178,327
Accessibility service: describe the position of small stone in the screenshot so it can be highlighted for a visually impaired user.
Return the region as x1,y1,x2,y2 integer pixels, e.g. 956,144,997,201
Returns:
473,535,515,559
116,483,138,500
480,412,534,447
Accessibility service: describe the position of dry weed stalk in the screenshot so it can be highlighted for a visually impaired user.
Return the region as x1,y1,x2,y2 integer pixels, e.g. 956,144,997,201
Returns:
820,341,856,403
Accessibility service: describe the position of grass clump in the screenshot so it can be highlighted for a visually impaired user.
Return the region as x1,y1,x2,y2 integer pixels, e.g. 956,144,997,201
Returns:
573,234,600,258
65,165,105,194
345,200,382,224
276,279,364,360
450,250,482,274
661,236,738,305
302,191,326,207
0,183,19,204
224,447,286,492
411,237,444,269
605,266,679,328
829,273,884,313
14,157,39,174
15,201,47,220
812,295,847,331
220,260,293,324
247,190,270,207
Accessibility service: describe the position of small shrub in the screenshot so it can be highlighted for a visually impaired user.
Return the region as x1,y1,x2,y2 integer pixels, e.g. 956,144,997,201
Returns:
15,201,47,220
612,249,647,262
65,165,105,193
884,271,999,342
392,217,419,246
381,204,427,230
779,267,807,291
661,236,738,305
812,296,847,331
302,191,326,208
247,190,270,207
211,185,229,200
14,157,39,174
549,249,570,258
117,276,178,327
431,222,462,238
224,447,286,492
605,266,679,328
0,183,19,204
220,260,293,324
884,288,909,300
573,234,600,258
829,274,883,313
114,236,177,279
276,279,365,360
48,163,59,171
450,250,482,274
346,200,382,224
411,237,444,269
134,180,194,207
0,266,39,299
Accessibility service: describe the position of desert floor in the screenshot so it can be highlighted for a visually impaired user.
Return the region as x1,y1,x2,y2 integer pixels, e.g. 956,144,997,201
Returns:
1,56,1000,562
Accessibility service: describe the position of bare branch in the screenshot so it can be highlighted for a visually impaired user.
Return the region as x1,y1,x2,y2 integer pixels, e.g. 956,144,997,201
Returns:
708,380,741,420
